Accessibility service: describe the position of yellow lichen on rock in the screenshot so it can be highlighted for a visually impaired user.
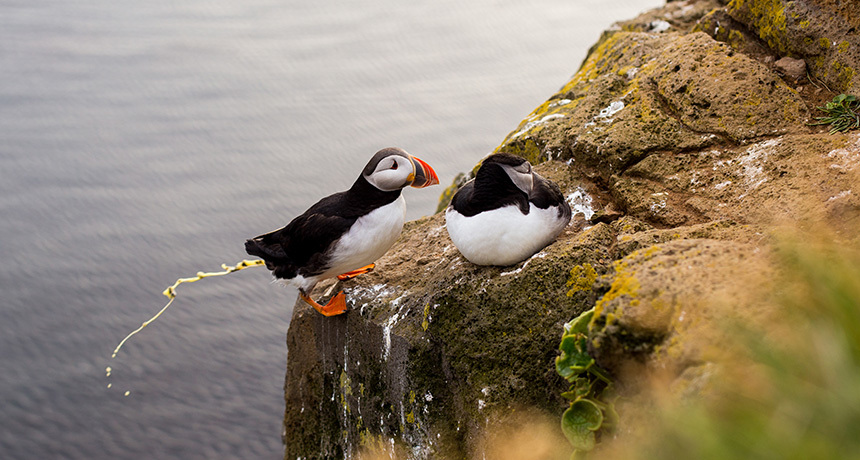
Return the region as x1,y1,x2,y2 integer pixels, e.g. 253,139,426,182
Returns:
728,0,789,53
566,264,598,297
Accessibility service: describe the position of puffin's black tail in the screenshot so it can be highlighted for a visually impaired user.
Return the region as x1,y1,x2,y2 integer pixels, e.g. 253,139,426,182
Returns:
244,238,269,259
245,235,297,279
245,237,281,262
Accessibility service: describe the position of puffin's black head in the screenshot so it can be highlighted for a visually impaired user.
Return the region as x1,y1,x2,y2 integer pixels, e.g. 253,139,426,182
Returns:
477,153,534,196
361,147,440,191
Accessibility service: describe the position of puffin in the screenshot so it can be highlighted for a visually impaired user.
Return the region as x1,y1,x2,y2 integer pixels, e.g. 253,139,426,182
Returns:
245,147,439,316
445,153,571,266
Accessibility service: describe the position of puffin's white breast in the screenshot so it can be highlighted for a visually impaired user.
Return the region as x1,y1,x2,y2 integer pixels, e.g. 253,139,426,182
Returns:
323,195,406,278
445,203,568,266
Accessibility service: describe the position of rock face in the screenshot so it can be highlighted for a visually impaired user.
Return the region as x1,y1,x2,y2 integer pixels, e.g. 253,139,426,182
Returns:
281,1,860,458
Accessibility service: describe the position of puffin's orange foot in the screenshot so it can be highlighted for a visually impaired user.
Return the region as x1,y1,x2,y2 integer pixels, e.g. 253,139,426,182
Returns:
300,290,348,317
337,263,376,281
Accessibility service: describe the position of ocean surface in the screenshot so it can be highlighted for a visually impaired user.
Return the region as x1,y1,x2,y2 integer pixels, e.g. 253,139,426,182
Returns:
0,0,663,458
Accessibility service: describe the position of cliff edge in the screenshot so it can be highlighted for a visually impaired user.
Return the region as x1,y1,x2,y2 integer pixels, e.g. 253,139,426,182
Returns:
281,1,860,458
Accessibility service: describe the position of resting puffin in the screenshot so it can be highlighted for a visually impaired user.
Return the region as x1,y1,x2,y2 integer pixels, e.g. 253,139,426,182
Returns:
245,147,439,316
445,153,571,266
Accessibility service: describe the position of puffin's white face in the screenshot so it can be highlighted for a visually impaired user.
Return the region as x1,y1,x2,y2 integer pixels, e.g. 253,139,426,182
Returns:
364,153,417,192
500,161,534,195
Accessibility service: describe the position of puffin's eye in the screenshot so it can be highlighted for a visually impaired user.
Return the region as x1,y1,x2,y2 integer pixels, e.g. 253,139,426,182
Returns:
390,160,398,170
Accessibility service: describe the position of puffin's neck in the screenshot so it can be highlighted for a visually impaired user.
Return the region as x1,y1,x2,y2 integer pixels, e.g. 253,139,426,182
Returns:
346,175,402,213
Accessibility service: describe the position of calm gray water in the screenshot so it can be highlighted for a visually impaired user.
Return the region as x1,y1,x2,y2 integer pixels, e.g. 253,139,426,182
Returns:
0,0,662,458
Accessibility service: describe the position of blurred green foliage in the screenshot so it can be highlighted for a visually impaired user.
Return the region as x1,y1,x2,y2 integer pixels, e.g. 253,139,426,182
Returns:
619,239,860,460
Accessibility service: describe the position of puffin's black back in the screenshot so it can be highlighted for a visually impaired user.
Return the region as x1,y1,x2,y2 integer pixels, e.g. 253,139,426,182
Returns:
450,153,570,219
245,174,401,279
450,154,531,217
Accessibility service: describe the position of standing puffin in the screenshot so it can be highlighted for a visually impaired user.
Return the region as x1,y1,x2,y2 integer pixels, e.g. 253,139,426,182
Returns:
245,147,439,316
445,153,570,266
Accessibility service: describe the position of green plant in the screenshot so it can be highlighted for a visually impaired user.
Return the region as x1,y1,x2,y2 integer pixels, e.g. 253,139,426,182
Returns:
555,308,616,458
810,93,860,134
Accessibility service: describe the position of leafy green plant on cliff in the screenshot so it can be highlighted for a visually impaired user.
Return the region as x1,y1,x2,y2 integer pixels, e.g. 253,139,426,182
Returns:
555,308,616,458
810,94,860,134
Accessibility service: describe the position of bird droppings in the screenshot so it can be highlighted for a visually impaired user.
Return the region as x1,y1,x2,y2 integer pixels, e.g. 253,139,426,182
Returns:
828,190,852,202
108,256,265,385
736,138,780,191
596,100,625,122
649,199,667,215
499,251,547,277
825,135,860,170
567,187,596,220
648,19,671,33
511,113,566,138
382,303,409,361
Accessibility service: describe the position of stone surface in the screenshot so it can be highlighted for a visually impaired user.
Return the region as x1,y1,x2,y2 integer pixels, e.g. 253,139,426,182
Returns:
726,0,860,92
775,56,807,82
281,1,860,458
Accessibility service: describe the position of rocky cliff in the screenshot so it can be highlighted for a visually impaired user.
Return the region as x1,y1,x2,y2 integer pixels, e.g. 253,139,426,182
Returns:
281,1,860,458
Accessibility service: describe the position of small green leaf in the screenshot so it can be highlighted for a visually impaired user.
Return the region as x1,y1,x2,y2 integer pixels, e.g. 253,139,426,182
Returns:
601,402,620,429
572,377,594,398
559,335,578,354
561,377,594,401
561,399,604,451
560,390,578,401
563,308,595,336
556,336,595,381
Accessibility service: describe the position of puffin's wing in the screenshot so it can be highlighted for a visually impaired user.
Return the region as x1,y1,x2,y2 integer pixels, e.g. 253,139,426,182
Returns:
530,175,571,217
247,211,355,266
448,179,474,211
245,192,359,278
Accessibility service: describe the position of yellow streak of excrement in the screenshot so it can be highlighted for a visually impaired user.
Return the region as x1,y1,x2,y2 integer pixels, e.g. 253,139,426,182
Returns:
110,259,265,359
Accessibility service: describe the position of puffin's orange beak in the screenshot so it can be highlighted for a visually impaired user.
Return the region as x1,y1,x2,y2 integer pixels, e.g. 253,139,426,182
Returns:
409,156,440,188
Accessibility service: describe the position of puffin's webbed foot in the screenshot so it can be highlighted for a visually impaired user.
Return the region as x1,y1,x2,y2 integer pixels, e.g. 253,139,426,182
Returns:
299,289,347,316
337,263,376,281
